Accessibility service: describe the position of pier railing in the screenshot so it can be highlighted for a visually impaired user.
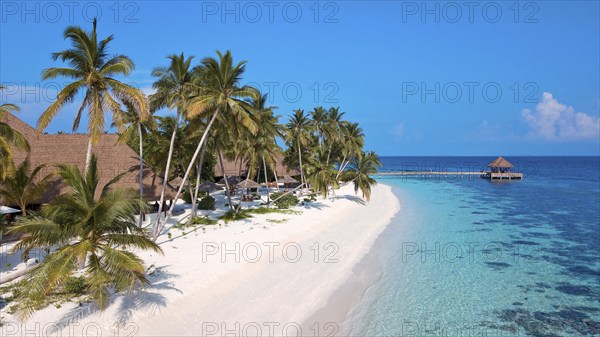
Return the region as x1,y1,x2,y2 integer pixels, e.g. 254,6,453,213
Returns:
374,171,523,180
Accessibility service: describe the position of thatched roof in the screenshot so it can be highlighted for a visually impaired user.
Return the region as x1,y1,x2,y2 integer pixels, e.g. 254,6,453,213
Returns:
213,154,298,177
281,175,299,184
169,176,184,188
217,176,241,185
488,156,514,168
236,178,261,189
2,112,176,203
198,181,223,192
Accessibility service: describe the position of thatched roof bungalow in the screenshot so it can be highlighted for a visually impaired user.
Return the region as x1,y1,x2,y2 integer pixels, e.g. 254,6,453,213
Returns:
487,156,514,173
2,112,176,203
2,113,299,204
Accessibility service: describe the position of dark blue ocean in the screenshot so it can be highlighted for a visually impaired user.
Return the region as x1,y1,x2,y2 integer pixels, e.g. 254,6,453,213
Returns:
347,157,600,337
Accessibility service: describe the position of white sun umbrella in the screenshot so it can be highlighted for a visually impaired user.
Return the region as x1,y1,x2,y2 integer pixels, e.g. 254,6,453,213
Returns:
0,206,20,215
1,206,20,243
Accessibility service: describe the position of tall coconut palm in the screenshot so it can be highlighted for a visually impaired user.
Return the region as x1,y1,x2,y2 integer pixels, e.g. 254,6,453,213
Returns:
324,107,345,164
154,51,256,238
0,158,53,215
310,106,328,148
38,19,147,173
149,53,197,229
114,100,156,226
9,154,162,319
286,109,312,194
243,92,281,204
0,85,30,180
337,122,364,179
305,147,339,199
341,151,381,202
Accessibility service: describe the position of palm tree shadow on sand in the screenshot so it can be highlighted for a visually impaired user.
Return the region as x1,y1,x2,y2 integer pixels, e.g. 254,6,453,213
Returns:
331,194,367,205
51,266,181,332
300,201,331,210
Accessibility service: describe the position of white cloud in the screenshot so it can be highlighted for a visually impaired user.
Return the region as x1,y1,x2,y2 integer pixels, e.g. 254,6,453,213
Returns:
393,123,404,137
522,92,600,141
140,86,156,96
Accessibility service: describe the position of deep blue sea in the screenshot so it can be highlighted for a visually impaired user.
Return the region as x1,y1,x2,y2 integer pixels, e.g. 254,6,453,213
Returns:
346,157,600,337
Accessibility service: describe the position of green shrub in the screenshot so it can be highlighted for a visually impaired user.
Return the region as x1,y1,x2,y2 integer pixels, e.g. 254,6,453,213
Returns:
270,192,299,209
191,216,217,225
219,209,251,222
65,276,87,295
182,189,193,204
198,195,216,210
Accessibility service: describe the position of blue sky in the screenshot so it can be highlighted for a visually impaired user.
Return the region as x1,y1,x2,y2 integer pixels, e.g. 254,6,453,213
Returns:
1,1,599,155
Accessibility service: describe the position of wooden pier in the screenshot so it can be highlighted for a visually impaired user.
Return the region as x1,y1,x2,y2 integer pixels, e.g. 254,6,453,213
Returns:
375,171,523,180
376,171,484,177
482,172,523,180
375,157,524,180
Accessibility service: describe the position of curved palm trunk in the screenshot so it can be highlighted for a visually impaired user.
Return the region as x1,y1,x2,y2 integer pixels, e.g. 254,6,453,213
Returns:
273,162,280,192
218,142,234,211
84,137,93,173
189,143,207,225
138,123,144,227
297,139,306,194
153,112,180,237
263,156,270,204
154,109,220,239
336,155,347,180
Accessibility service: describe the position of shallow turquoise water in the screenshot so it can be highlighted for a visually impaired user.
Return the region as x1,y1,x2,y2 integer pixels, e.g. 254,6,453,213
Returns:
347,157,600,337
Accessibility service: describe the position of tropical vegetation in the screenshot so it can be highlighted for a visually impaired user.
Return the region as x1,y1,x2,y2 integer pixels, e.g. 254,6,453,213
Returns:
37,18,147,173
8,155,162,319
0,19,381,319
0,85,30,180
0,159,53,215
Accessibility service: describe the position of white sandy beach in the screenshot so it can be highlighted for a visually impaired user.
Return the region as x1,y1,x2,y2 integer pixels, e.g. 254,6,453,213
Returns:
1,183,399,337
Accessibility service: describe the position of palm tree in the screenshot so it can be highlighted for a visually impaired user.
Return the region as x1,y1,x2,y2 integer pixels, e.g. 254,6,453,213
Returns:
341,151,381,202
9,154,162,319
188,118,215,222
243,92,281,204
0,158,53,216
0,85,30,180
154,51,257,238
310,107,327,148
114,100,156,226
38,19,147,173
305,147,339,199
149,53,197,230
324,107,345,164
286,109,312,194
336,122,364,179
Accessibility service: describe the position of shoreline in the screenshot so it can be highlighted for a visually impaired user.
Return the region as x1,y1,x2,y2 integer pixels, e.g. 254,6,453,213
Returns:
301,185,403,335
1,183,401,336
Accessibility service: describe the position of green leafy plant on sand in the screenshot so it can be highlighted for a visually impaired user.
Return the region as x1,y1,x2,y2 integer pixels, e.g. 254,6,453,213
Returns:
191,216,218,225
64,276,88,295
245,207,301,215
175,216,217,229
8,155,162,320
266,218,289,224
197,195,216,210
270,192,299,209
0,276,90,317
219,209,251,223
